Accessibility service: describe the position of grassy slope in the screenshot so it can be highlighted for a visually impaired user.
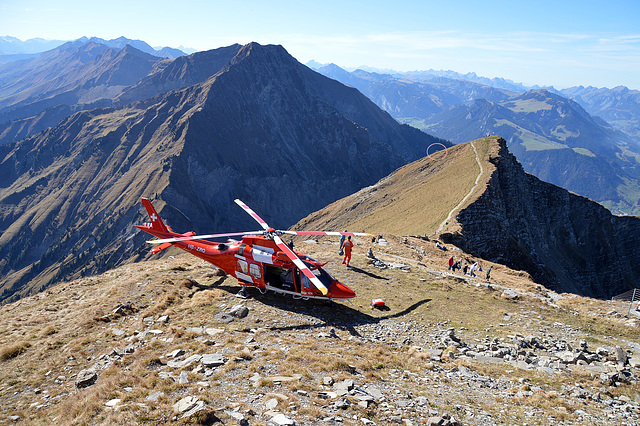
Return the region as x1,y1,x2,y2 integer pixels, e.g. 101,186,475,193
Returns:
296,137,497,237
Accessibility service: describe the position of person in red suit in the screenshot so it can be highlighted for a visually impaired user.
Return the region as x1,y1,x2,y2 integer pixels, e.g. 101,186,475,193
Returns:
342,236,354,267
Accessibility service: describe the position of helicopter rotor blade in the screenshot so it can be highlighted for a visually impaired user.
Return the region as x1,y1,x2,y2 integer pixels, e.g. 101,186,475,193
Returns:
147,231,264,245
273,234,328,296
234,199,271,230
280,230,371,237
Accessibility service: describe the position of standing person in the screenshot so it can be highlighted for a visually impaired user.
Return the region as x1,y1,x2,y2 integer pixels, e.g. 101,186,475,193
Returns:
339,231,347,252
470,262,478,277
486,265,492,281
342,236,354,267
448,256,454,270
463,264,468,275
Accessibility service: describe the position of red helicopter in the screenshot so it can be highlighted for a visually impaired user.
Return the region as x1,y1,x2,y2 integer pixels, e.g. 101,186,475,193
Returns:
136,198,367,300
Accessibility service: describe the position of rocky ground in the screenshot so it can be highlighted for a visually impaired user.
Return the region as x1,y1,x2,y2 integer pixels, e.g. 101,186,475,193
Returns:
1,235,639,425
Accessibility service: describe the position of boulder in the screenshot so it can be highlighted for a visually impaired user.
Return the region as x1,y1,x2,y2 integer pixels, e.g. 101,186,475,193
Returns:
75,369,98,388
173,396,199,413
146,391,164,402
228,304,249,318
167,354,202,369
268,413,296,425
615,346,628,365
105,398,121,407
214,313,234,323
201,353,227,368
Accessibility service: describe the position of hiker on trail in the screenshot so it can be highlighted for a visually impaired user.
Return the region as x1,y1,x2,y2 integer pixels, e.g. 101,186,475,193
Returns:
470,262,478,277
463,264,468,275
448,256,454,270
486,265,493,281
453,260,461,272
342,236,354,267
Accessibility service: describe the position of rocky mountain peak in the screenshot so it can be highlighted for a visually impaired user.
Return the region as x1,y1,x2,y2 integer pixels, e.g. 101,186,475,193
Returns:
0,42,443,303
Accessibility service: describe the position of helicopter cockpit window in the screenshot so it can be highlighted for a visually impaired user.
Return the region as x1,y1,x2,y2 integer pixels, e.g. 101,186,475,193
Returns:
249,263,262,279
301,260,333,290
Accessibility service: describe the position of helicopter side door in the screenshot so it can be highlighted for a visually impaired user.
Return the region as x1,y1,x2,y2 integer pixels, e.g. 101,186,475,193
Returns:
297,269,316,297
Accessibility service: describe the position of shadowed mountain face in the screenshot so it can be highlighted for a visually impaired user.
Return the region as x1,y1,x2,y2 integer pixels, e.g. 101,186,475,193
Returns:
0,42,445,303
295,137,640,299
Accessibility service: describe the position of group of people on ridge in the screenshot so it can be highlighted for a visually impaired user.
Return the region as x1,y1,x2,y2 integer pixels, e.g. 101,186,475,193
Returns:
336,234,494,282
448,256,492,280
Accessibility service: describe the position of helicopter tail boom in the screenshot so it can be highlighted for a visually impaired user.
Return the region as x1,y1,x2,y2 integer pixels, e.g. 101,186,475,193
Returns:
140,198,170,233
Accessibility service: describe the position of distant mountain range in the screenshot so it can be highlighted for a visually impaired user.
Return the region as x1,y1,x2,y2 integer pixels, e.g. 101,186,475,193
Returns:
0,41,445,303
310,63,640,215
0,36,191,65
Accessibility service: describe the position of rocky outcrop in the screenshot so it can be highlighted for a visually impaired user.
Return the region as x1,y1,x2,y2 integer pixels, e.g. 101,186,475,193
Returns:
442,138,640,298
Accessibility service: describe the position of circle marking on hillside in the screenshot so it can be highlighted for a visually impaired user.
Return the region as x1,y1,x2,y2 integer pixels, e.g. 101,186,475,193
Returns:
427,143,448,161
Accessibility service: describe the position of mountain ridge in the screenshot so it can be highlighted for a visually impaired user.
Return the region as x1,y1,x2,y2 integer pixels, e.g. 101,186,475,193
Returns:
295,136,640,299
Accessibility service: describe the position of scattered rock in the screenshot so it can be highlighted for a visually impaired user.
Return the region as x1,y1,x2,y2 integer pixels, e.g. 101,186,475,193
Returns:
501,290,519,300
214,313,234,323
201,353,227,368
228,304,249,318
265,397,279,410
75,369,98,388
146,391,163,402
173,396,199,413
268,413,296,425
105,398,121,407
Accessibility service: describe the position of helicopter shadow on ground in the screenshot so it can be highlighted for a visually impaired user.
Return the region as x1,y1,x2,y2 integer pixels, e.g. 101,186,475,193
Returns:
263,296,432,337
345,266,389,280
185,276,228,295
192,276,431,337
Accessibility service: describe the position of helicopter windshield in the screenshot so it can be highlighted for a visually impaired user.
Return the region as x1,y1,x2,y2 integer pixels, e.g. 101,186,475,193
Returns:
301,260,334,290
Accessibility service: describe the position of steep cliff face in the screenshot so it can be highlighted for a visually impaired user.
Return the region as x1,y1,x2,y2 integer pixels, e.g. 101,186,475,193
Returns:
442,138,640,298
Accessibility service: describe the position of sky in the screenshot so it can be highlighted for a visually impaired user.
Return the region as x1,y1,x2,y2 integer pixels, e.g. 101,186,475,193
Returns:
1,0,639,89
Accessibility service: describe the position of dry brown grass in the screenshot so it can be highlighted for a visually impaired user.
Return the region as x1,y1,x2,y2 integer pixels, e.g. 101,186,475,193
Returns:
294,137,498,236
150,289,182,314
0,227,639,424
0,341,30,361
190,288,225,307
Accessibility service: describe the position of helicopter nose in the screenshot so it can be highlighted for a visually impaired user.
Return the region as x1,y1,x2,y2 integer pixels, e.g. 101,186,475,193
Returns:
329,280,356,299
